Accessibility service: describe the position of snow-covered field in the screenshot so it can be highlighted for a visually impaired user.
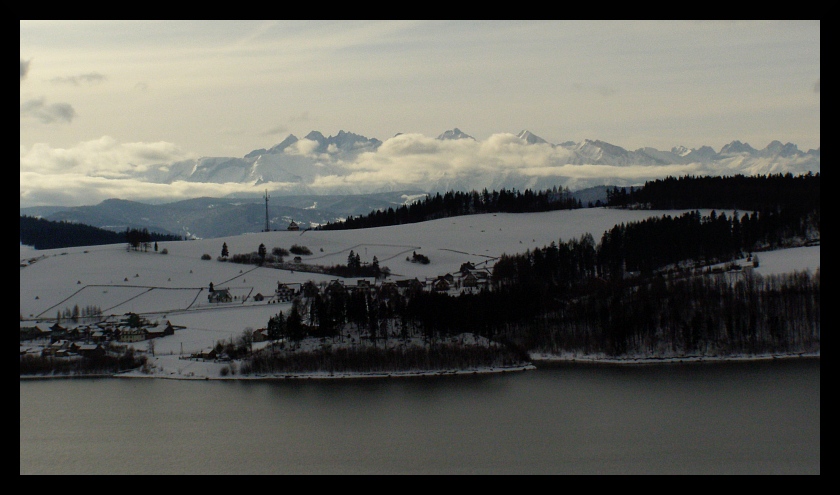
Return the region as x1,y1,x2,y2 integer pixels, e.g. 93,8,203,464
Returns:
20,207,820,379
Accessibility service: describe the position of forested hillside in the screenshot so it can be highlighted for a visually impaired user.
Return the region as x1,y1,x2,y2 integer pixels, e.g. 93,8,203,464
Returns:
318,186,582,230
20,216,181,250
256,174,820,362
256,210,819,361
605,173,819,212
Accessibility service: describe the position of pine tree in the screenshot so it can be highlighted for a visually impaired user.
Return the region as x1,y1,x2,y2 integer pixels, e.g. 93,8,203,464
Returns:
221,242,229,258
258,243,267,264
287,301,305,347
267,312,285,341
372,256,381,279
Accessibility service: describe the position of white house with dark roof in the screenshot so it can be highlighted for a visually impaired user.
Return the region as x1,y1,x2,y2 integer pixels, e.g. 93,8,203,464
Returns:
208,288,232,303
276,283,295,301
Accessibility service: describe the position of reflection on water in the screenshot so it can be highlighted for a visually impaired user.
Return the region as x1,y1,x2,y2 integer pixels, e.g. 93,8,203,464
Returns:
20,359,820,474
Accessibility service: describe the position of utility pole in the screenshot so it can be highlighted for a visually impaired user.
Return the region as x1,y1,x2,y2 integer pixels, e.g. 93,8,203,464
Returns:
264,190,270,232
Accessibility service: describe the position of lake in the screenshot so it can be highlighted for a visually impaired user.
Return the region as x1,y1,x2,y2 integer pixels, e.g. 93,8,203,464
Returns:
20,358,820,474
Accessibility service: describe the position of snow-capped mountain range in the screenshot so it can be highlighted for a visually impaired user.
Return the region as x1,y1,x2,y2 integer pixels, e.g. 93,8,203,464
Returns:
134,128,819,196
20,129,819,240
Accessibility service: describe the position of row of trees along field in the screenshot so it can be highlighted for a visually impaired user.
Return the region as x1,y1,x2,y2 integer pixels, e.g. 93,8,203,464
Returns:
317,186,582,230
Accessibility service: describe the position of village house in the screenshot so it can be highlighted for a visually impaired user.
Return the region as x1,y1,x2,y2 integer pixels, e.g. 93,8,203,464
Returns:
275,283,295,302
431,277,451,292
208,288,232,303
41,339,76,357
78,325,97,340
252,328,268,343
353,279,373,293
20,325,50,342
461,268,491,290
64,326,84,341
94,321,118,340
117,327,148,343
146,321,175,339
49,323,68,342
287,220,299,231
76,343,105,359
195,348,217,360
395,278,425,294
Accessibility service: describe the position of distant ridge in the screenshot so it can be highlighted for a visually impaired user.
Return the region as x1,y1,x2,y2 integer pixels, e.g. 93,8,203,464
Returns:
22,126,819,230
121,127,820,197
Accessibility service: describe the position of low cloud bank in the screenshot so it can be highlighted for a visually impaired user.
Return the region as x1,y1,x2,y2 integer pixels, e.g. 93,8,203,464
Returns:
20,133,819,208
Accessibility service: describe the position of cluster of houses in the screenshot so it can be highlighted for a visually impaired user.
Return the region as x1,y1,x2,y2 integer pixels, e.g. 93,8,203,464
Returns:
20,313,180,358
425,262,493,292
335,262,494,294
21,263,495,362
208,262,494,306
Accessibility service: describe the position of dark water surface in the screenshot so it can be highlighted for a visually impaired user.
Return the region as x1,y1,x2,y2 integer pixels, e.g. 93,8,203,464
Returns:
20,359,820,474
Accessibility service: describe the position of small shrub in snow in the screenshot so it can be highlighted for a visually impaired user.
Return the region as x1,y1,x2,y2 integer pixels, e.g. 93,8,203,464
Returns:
290,244,312,255
411,252,430,264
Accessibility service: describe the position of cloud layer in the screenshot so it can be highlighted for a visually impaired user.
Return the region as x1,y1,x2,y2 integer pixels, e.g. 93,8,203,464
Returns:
19,132,819,209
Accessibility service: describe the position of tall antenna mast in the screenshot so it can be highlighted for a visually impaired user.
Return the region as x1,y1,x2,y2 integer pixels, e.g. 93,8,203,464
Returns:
264,189,270,232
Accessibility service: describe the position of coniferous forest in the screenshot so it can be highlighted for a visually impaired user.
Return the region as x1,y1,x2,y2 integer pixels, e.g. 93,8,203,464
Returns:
254,228,818,362
20,215,182,250
317,186,582,230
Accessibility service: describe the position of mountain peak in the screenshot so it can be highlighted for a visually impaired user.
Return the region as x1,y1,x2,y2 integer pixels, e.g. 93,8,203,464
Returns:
437,128,475,140
517,130,549,145
671,145,692,157
269,134,299,152
245,134,299,158
763,140,801,157
298,130,382,154
304,130,326,143
720,140,756,154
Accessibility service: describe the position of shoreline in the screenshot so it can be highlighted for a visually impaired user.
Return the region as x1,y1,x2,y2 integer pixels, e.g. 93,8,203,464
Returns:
529,351,821,366
21,364,538,381
21,351,819,381
116,364,538,381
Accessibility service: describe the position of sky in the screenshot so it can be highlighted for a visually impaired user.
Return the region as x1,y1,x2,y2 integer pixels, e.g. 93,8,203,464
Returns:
20,207,820,379
20,20,820,208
